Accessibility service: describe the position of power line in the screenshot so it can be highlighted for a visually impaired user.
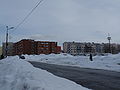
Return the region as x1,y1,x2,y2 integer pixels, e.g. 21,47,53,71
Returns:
14,0,45,30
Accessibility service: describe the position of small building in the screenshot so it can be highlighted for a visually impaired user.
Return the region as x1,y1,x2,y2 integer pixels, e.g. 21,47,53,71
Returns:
56,46,61,54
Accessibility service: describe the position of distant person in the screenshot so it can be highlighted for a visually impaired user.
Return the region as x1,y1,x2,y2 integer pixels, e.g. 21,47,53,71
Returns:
89,54,93,61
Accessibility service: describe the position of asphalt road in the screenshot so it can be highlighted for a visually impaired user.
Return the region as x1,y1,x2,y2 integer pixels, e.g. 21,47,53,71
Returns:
29,61,120,90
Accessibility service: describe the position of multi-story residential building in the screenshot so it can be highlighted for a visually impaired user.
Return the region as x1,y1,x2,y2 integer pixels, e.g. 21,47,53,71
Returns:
2,42,14,56
84,43,96,54
63,42,86,55
93,43,104,54
36,41,58,54
63,42,109,55
14,39,36,55
14,39,61,55
103,43,120,54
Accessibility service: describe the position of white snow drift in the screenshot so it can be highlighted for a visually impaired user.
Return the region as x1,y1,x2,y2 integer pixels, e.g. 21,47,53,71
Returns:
0,57,89,90
25,53,120,72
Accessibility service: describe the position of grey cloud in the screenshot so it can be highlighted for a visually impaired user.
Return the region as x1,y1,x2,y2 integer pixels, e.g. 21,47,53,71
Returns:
1,0,120,45
29,34,57,40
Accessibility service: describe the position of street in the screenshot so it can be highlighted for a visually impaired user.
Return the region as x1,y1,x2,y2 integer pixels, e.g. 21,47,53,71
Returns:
29,61,120,90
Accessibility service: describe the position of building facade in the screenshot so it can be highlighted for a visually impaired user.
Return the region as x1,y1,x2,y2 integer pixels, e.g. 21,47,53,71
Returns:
63,42,116,55
14,39,36,55
103,43,120,54
36,41,58,54
56,46,61,54
14,39,61,55
63,42,86,55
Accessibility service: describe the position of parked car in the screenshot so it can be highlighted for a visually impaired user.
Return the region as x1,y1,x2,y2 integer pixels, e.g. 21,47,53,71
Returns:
18,55,25,59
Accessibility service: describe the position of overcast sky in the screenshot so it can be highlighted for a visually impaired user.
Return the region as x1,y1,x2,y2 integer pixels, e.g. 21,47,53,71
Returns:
0,0,120,46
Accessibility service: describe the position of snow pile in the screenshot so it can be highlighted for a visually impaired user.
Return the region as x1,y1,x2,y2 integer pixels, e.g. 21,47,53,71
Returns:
0,57,89,90
25,53,120,72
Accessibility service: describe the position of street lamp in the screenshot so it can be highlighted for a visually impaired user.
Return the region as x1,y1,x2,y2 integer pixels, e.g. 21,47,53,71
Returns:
5,26,14,57
107,33,111,53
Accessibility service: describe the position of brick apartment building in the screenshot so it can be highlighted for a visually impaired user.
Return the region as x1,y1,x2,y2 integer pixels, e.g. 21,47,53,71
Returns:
36,41,57,54
56,46,61,54
14,39,36,55
14,39,61,55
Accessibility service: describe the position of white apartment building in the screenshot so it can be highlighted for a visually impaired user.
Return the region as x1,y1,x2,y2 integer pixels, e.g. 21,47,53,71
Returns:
63,42,104,55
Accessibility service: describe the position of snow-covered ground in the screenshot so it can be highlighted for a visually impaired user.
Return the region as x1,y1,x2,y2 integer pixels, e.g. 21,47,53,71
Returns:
25,53,120,72
0,57,90,90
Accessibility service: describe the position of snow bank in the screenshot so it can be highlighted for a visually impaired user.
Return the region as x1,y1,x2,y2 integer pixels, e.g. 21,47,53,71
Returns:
25,53,120,72
0,56,89,90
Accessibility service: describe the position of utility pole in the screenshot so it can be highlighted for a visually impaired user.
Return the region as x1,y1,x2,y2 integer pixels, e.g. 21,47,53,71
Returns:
107,33,111,53
5,26,14,57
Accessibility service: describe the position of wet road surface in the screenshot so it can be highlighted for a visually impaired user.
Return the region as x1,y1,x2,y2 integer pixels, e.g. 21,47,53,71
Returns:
29,61,120,90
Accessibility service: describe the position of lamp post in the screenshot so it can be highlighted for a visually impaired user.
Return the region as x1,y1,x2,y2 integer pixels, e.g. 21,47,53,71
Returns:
107,33,111,53
5,26,14,57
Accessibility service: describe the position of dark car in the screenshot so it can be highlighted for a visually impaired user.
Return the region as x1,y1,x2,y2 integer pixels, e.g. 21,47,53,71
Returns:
19,55,25,59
